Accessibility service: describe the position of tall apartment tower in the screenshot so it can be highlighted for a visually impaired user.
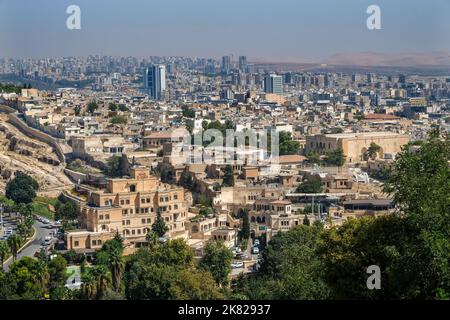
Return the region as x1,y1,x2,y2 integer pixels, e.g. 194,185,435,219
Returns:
221,55,231,75
264,73,283,95
144,64,166,101
238,56,247,72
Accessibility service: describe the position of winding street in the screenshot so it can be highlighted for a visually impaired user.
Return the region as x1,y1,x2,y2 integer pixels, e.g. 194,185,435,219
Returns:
2,220,54,271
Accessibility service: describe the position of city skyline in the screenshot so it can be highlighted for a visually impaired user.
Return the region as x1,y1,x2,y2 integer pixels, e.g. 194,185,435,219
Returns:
1,0,450,63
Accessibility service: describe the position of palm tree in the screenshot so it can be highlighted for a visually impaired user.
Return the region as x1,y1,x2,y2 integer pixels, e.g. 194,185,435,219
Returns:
7,234,22,261
91,265,111,299
108,249,124,291
33,260,50,295
16,222,29,239
0,240,9,268
80,273,98,300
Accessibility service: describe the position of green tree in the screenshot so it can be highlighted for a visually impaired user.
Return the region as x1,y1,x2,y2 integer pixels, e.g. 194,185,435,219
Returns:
48,256,68,291
55,200,78,221
182,105,196,118
238,208,250,240
152,212,169,238
296,177,323,193
237,225,331,299
158,163,176,184
105,156,125,178
108,103,118,112
7,234,22,261
87,101,98,114
110,115,128,125
383,128,450,298
178,170,193,189
365,142,381,160
108,248,124,292
323,148,346,166
319,215,410,299
0,241,9,268
279,131,300,155
118,104,129,112
199,241,233,285
16,222,31,239
306,151,321,164
6,172,39,204
74,105,81,116
303,214,310,226
222,165,235,187
168,269,223,300
125,239,222,300
8,257,49,299
146,230,159,246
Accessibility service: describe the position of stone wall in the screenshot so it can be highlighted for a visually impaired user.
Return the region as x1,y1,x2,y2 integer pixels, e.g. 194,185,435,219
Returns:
0,105,66,163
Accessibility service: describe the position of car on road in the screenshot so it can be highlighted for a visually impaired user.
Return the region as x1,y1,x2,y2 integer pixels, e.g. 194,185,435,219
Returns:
235,252,249,260
231,246,242,253
231,261,244,269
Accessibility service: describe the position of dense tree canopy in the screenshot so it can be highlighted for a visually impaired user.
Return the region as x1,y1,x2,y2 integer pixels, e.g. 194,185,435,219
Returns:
6,172,39,204
199,241,233,285
125,239,223,299
296,176,323,193
279,131,300,156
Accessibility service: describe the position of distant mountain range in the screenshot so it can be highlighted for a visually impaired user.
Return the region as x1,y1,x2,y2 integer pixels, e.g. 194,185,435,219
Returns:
323,52,450,67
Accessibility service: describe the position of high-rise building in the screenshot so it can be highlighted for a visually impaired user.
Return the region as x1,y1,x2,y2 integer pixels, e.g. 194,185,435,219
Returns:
264,73,283,95
221,55,231,75
366,73,376,84
144,64,166,101
238,56,247,72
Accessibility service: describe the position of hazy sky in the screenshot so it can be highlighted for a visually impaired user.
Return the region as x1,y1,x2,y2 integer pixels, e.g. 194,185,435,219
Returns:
1,0,449,61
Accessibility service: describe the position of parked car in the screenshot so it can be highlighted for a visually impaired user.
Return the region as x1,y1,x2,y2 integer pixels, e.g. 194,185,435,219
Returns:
230,246,242,254
235,252,249,260
231,261,244,269
252,246,260,254
254,239,260,246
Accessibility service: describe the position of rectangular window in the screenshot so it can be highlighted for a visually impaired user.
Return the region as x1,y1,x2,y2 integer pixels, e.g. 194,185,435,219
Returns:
74,241,79,247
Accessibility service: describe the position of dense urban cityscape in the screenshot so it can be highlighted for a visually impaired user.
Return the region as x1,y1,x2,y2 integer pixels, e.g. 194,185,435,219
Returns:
0,1,449,311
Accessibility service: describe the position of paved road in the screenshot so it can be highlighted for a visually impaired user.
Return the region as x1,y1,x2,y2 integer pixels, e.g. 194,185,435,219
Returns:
3,220,54,271
230,239,260,276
